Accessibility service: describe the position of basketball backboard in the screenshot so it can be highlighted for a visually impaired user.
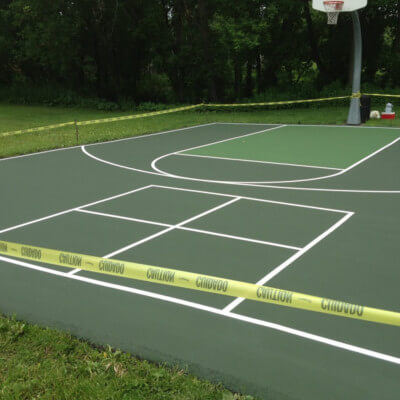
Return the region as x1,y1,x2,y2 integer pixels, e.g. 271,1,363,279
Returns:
312,0,368,12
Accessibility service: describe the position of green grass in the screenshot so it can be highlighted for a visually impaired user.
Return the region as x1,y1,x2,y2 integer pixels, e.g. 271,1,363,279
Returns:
0,314,254,400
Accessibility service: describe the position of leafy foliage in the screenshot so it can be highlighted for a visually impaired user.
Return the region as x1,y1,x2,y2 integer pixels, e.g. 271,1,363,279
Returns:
0,0,398,104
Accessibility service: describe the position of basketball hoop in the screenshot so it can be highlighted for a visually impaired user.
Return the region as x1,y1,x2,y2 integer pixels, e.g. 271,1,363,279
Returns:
323,1,344,25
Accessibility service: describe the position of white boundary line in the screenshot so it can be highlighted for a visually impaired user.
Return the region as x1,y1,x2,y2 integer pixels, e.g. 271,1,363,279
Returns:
177,152,343,171
215,122,400,130
152,133,400,185
81,146,400,193
223,212,354,312
76,209,301,251
1,254,400,365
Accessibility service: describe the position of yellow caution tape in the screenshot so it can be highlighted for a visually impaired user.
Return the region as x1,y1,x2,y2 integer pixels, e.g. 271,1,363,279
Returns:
0,96,357,138
7,93,400,139
364,93,400,98
0,121,75,137
76,105,200,126
0,105,200,138
203,96,350,107
0,240,399,327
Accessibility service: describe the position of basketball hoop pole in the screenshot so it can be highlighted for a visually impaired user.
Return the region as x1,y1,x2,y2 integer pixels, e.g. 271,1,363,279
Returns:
347,11,362,125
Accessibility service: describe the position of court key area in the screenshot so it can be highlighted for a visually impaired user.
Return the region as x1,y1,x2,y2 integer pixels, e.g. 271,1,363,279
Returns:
1,122,400,399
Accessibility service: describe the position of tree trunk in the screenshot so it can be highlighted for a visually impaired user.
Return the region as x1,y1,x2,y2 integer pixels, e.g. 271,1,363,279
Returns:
198,0,217,101
256,52,262,94
245,56,253,98
394,1,400,51
234,60,242,100
303,0,325,76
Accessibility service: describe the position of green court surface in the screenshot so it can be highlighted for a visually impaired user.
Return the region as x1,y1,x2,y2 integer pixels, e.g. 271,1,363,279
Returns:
1,122,400,399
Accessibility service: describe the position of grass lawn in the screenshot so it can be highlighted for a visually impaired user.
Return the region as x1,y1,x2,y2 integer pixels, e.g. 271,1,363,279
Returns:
0,314,253,400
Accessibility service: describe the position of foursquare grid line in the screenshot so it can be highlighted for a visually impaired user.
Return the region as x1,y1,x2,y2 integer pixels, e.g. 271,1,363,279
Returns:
223,211,354,313
76,209,172,228
75,209,302,251
152,185,352,214
0,184,349,298
104,197,240,258
69,197,241,276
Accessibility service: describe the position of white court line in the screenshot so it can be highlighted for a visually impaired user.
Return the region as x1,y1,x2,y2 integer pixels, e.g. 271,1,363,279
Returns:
82,146,400,193
223,211,354,313
152,133,400,185
1,254,400,366
0,185,154,235
173,125,286,155
76,209,171,228
180,227,301,251
152,185,351,214
216,122,400,130
177,149,343,171
76,208,301,251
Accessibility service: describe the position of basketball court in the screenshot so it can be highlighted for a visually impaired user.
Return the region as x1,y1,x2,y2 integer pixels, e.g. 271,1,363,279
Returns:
1,122,400,399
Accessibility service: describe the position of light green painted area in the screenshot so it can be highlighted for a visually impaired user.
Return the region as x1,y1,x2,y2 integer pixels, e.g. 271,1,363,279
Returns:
185,125,400,169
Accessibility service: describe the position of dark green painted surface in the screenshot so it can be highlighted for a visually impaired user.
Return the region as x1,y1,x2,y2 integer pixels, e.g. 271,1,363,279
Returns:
0,263,399,400
1,123,400,400
187,198,343,248
185,125,400,169
76,229,294,308
0,212,162,257
86,185,229,225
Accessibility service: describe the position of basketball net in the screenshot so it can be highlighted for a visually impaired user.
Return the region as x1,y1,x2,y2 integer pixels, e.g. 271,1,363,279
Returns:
323,1,344,25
